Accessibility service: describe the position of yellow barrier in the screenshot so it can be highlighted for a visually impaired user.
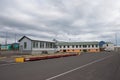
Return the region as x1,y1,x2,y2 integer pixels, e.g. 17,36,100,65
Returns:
15,57,25,63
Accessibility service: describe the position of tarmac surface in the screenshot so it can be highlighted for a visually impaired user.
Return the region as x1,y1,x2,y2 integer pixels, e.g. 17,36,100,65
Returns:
0,52,120,80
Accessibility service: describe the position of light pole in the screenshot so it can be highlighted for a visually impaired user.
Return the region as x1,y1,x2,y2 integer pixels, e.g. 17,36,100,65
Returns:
115,33,117,46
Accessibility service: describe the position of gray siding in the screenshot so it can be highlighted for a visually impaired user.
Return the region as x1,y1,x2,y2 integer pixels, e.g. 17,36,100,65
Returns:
19,37,32,51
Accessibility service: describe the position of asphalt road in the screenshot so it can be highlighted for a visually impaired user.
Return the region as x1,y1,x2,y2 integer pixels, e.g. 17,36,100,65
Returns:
0,52,120,80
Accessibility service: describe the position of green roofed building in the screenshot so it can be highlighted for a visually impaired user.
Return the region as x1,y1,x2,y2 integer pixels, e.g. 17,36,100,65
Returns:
57,42,100,53
0,43,19,51
0,44,12,50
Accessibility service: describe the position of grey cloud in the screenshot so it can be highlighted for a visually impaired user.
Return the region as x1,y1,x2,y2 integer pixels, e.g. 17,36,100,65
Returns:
0,0,120,45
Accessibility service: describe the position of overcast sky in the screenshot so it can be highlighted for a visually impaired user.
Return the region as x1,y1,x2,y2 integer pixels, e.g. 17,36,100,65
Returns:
0,0,120,45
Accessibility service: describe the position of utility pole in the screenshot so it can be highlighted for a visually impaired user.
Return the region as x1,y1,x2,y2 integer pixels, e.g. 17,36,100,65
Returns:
115,33,117,46
15,33,16,43
5,32,8,50
5,32,7,45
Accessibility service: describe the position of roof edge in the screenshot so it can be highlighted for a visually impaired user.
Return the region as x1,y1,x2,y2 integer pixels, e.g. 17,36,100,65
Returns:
18,36,32,42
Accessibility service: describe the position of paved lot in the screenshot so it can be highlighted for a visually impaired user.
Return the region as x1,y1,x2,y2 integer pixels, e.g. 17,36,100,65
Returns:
0,52,120,80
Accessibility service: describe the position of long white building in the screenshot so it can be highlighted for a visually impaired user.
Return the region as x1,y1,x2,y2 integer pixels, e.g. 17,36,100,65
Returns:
56,42,100,53
18,36,114,54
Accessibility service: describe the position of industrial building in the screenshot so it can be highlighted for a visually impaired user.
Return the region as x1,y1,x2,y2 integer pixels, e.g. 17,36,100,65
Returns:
57,42,100,53
18,36,56,54
18,36,114,54
56,41,114,53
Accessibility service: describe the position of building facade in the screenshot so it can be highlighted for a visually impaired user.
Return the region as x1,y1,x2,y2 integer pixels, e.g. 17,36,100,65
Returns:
18,36,114,54
57,42,100,53
19,36,56,54
103,42,114,51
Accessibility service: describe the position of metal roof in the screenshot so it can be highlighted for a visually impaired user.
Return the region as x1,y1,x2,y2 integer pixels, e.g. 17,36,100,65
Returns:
57,42,99,46
105,42,113,44
18,36,55,43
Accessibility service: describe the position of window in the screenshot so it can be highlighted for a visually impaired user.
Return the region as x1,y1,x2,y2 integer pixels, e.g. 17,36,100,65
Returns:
46,42,48,48
72,45,74,48
33,41,38,48
79,45,81,48
92,45,94,48
50,43,53,48
33,41,36,48
83,45,87,48
45,42,47,48
96,45,98,47
63,45,66,48
88,45,90,48
40,42,54,48
36,42,38,48
76,45,78,48
40,42,42,48
48,43,50,48
24,42,27,49
41,42,44,48
59,46,61,48
67,45,69,48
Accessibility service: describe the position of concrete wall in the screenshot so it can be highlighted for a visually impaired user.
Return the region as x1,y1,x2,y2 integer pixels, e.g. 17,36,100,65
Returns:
89,49,100,52
31,49,56,54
